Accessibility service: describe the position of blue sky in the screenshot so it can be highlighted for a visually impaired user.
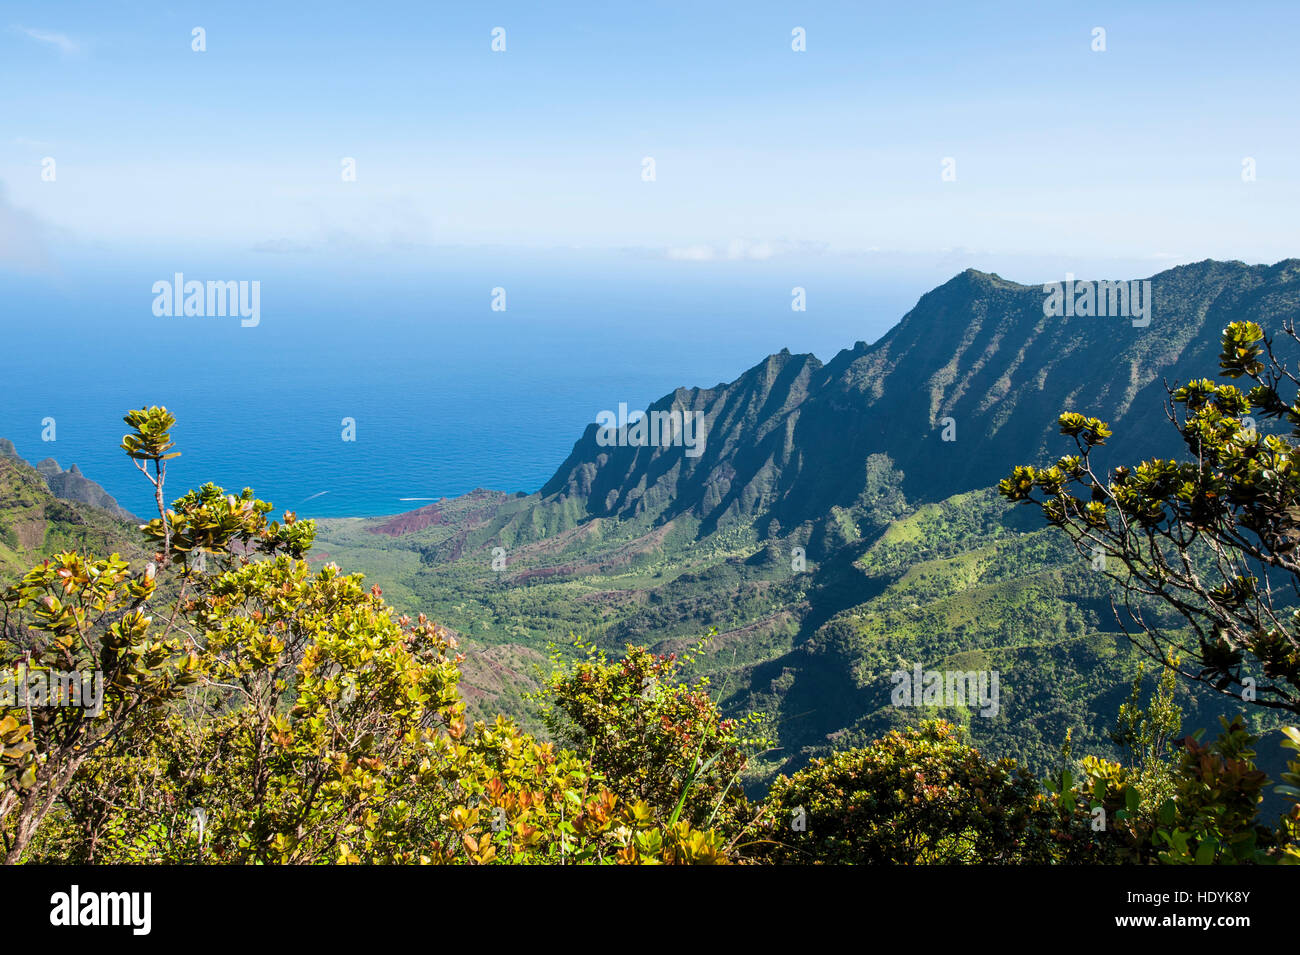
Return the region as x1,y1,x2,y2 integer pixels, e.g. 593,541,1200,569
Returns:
2,1,1299,515
2,0,1299,280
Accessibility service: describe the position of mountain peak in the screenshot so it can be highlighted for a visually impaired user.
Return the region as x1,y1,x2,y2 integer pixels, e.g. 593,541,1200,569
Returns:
0,443,136,522
530,258,1300,533
944,268,1027,291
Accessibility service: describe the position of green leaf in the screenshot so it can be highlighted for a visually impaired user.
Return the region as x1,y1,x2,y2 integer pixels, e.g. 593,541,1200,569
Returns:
1158,798,1176,826
1125,786,1141,814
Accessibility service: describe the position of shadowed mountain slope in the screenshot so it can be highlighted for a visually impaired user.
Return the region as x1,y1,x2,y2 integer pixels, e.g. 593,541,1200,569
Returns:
540,260,1300,535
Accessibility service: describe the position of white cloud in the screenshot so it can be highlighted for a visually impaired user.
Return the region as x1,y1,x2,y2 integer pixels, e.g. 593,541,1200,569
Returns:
663,239,827,262
13,26,80,55
665,243,717,262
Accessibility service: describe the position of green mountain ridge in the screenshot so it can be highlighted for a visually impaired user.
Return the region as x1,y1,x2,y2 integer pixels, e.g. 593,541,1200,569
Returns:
0,438,136,523
0,449,145,582
5,261,1294,792
313,260,1300,787
538,259,1300,532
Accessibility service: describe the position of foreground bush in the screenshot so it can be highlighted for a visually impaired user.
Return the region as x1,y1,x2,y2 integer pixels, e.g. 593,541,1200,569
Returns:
542,641,763,842
2,408,1296,864
764,721,1060,864
1072,716,1300,865
1,409,731,864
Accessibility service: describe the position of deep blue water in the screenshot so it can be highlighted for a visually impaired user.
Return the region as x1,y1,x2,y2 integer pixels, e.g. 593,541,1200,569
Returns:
1,250,925,518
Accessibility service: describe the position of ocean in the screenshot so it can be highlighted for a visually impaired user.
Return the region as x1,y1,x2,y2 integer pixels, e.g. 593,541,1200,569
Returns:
1,248,927,518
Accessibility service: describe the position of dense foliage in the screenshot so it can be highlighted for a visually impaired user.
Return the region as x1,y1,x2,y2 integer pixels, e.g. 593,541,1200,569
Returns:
1,404,1298,864
763,721,1058,864
542,640,762,839
1000,321,1300,717
2,410,730,865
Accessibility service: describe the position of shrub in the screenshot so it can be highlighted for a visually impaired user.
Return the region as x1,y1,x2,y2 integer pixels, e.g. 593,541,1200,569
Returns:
763,721,1056,864
2,408,734,865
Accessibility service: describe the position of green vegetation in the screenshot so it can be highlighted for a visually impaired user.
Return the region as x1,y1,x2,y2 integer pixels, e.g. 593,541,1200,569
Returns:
314,479,1253,790
312,263,1300,789
764,721,1059,864
1000,320,1300,718
2,411,732,865
1,401,1298,864
541,640,763,838
9,267,1300,863
0,449,144,583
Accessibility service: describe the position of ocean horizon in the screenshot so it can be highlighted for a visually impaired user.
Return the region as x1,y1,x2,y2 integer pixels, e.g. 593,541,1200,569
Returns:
2,249,938,518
